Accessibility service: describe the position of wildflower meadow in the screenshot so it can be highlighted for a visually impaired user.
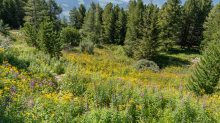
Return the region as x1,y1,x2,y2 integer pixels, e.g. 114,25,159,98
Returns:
0,31,219,123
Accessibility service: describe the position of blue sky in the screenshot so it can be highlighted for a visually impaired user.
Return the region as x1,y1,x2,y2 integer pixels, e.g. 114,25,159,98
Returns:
57,0,219,19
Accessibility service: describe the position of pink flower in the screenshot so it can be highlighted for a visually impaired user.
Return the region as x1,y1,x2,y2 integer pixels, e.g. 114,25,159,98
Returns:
181,97,185,103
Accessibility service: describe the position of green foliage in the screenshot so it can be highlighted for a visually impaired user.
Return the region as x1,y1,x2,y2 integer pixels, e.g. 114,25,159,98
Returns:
201,1,220,50
132,59,160,72
23,0,48,30
133,3,160,60
38,19,62,58
114,7,127,45
188,31,220,94
60,27,81,47
102,2,115,44
52,59,65,75
179,0,212,48
69,6,79,28
77,4,86,29
79,40,94,54
81,2,102,44
0,19,10,36
46,0,63,31
23,22,38,47
0,35,10,50
158,0,182,51
61,16,68,28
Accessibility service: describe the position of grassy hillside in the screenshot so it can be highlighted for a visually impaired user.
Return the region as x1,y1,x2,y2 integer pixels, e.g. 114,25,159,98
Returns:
1,31,220,122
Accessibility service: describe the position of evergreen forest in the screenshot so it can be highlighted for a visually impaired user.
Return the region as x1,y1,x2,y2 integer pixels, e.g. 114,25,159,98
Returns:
1,0,220,122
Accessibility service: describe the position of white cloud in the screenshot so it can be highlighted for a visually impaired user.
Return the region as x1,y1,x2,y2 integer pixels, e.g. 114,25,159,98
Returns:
62,4,69,7
77,0,85,5
63,11,70,16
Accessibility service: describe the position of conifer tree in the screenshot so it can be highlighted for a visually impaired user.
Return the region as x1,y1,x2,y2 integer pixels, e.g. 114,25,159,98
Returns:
76,4,86,29
0,19,10,36
158,0,182,51
114,7,127,45
46,0,63,31
124,0,144,57
188,30,220,94
69,6,79,28
133,3,160,60
61,16,68,28
201,1,219,50
38,19,62,58
23,0,48,30
81,2,98,43
94,3,103,44
102,2,115,44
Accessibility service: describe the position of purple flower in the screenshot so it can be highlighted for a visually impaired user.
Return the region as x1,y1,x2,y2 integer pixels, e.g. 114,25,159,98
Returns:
28,99,34,108
10,86,16,94
147,84,150,87
119,77,121,82
6,63,10,66
14,72,19,78
179,85,183,91
155,88,158,93
181,97,185,103
30,78,36,89
141,92,145,97
202,102,206,109
21,76,27,80
159,94,162,99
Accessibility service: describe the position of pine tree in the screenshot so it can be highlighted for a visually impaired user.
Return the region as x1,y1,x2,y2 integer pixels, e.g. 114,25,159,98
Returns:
0,19,10,36
23,22,38,47
188,30,220,94
124,0,144,57
133,3,160,60
114,7,127,45
81,2,97,43
61,16,68,28
46,0,63,31
69,6,79,28
38,19,62,58
94,3,103,44
158,0,182,51
76,4,86,29
102,2,115,44
201,1,218,50
23,0,48,30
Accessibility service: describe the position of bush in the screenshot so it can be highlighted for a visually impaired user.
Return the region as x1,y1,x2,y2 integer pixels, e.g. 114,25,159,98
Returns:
79,40,94,54
0,19,10,36
0,35,10,51
60,27,81,47
132,59,160,72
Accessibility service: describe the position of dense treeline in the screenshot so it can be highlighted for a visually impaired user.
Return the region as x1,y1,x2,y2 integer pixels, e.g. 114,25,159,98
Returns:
0,0,215,59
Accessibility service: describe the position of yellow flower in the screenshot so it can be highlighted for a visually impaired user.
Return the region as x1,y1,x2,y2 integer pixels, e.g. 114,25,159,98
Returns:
52,114,55,117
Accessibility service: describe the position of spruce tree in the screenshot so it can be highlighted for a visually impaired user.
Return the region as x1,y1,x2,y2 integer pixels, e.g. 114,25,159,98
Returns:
158,0,182,51
102,2,115,44
114,7,127,45
46,0,63,31
61,16,68,28
81,2,97,43
38,19,62,58
188,30,220,94
124,0,144,57
133,3,160,60
69,6,79,28
201,1,219,50
0,19,10,36
76,4,86,29
94,3,103,44
23,0,48,30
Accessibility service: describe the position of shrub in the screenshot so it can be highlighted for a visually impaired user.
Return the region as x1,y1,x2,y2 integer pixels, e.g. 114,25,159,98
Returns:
132,59,160,72
0,35,10,51
60,27,81,47
79,40,94,54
